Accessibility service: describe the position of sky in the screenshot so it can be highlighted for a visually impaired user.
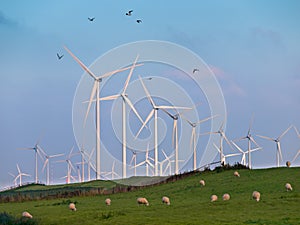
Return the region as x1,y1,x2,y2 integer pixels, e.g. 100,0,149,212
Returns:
0,0,300,188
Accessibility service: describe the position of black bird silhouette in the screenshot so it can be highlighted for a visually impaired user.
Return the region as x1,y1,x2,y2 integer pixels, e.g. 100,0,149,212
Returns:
193,68,199,74
57,53,64,60
88,17,95,21
146,77,152,80
126,10,133,16
136,19,142,23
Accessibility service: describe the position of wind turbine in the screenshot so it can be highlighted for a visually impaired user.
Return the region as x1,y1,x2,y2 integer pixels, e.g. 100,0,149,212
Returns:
97,55,144,179
8,172,17,186
82,147,96,181
105,161,120,180
202,121,232,165
231,141,262,166
64,46,142,179
257,125,292,167
135,76,191,175
213,143,241,165
291,149,300,164
159,149,175,176
133,144,154,176
56,146,77,184
182,114,217,170
14,164,30,186
235,117,261,169
41,151,64,185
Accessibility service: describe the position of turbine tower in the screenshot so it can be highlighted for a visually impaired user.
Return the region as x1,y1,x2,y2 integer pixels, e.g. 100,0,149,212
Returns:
99,55,144,178
65,46,142,179
231,141,262,166
41,151,64,185
235,117,260,169
213,143,241,165
56,146,77,184
133,144,154,176
135,76,190,175
257,125,292,167
159,149,175,176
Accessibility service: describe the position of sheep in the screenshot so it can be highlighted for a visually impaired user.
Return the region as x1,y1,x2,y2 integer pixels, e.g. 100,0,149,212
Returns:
22,211,32,219
234,171,240,177
285,183,293,191
222,193,230,201
137,197,149,206
286,161,291,167
69,203,77,211
252,191,261,202
162,196,170,205
105,198,111,206
210,195,218,202
199,179,205,186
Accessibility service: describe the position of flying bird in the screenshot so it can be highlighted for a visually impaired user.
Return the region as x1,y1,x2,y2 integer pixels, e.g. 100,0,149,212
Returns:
88,17,95,21
136,19,142,23
193,68,199,74
57,53,64,60
126,10,133,16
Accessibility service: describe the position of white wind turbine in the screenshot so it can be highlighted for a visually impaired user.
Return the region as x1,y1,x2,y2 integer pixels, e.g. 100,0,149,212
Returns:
19,138,44,183
182,114,217,170
135,76,191,175
105,161,120,180
64,46,142,179
8,172,17,186
159,149,175,176
97,55,144,179
235,117,261,169
231,141,262,166
257,125,292,167
57,146,77,184
213,143,241,165
133,144,154,176
82,147,96,181
202,121,232,165
41,151,64,185
14,164,31,186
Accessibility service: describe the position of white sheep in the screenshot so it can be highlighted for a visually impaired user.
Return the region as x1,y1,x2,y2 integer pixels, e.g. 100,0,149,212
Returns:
234,171,240,177
222,193,230,201
285,183,293,191
105,198,111,206
199,179,205,186
22,211,33,219
252,191,261,202
137,197,149,206
210,195,218,202
69,203,77,211
162,196,170,205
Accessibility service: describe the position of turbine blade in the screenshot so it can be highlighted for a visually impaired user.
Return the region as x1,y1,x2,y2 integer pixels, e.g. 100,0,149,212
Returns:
294,126,300,137
257,135,274,141
123,55,139,93
213,143,221,153
138,75,156,108
123,96,145,125
100,94,119,101
84,81,98,126
278,125,293,140
158,106,191,110
64,46,98,80
196,115,218,125
292,149,300,163
42,159,48,172
231,141,244,153
249,136,260,148
135,109,154,139
100,63,143,80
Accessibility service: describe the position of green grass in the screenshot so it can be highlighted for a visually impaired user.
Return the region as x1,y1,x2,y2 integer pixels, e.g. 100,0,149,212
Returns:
0,167,300,225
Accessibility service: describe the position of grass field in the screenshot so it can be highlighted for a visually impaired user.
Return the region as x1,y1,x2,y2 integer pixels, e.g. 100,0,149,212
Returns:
0,167,300,225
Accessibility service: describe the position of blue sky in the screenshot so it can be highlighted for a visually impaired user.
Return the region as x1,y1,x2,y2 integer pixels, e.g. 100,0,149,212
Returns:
0,0,300,188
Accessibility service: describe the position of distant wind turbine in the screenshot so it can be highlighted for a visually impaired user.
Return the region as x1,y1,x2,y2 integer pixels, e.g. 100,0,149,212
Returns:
64,46,142,179
257,125,292,167
235,116,261,169
56,146,77,184
231,141,262,166
14,164,30,186
213,143,241,165
133,144,154,176
135,76,190,175
41,151,64,185
159,149,175,176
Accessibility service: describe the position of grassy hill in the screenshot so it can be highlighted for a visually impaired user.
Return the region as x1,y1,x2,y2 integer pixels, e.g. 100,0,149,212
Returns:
0,167,300,225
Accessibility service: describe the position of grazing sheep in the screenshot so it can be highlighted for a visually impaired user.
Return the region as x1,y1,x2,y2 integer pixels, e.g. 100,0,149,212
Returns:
199,179,205,186
22,211,32,218
137,197,149,206
234,171,240,177
286,161,291,167
252,191,261,202
105,198,111,206
210,195,218,202
285,183,293,191
162,196,170,205
222,193,230,201
69,203,77,211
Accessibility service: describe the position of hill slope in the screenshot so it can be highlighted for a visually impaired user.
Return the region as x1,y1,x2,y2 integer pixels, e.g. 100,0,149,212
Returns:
0,167,300,225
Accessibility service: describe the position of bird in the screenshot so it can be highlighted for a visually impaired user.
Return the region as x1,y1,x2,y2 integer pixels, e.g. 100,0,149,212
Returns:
88,17,95,21
57,53,64,60
193,68,199,74
146,77,152,80
126,10,133,16
136,19,142,23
